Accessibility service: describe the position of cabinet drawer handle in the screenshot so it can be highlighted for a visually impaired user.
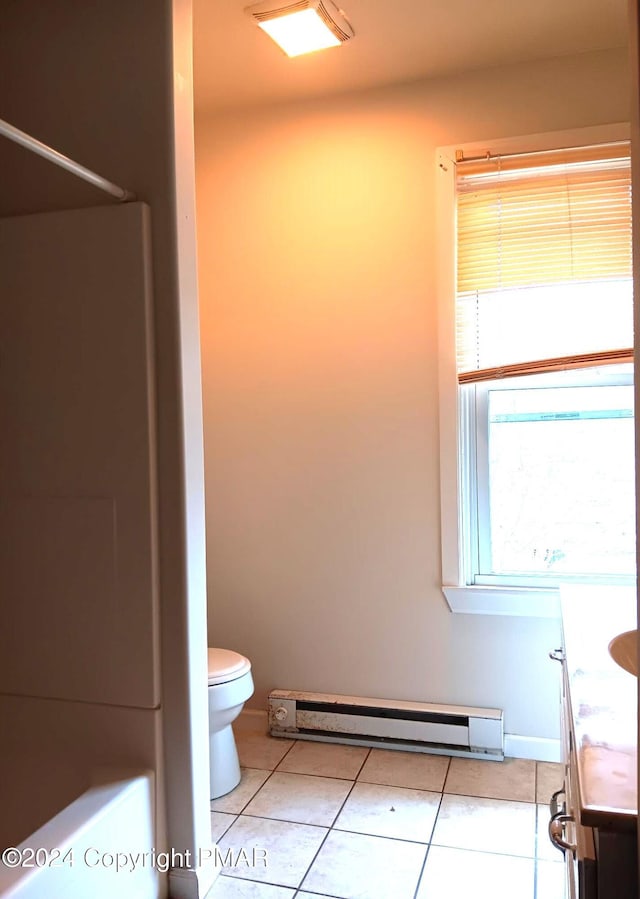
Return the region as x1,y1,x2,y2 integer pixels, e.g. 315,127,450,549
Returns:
549,648,565,662
549,786,566,819
548,813,576,855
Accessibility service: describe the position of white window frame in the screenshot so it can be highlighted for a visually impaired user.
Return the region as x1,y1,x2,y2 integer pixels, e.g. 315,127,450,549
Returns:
436,122,631,618
472,367,635,586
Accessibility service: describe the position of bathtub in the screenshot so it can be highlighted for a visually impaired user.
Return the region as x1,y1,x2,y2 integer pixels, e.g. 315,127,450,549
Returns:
0,772,158,899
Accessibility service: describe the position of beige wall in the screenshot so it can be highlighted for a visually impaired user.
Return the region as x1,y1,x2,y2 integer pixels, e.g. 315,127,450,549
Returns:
196,47,629,744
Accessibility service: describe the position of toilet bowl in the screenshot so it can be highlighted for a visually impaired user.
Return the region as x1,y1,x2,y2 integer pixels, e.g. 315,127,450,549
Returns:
207,647,254,800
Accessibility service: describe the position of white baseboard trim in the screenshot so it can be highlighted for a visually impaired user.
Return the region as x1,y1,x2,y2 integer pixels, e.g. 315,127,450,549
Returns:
504,734,561,762
168,855,219,899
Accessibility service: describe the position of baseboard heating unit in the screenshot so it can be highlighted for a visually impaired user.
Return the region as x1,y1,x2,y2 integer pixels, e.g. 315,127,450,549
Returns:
268,690,504,760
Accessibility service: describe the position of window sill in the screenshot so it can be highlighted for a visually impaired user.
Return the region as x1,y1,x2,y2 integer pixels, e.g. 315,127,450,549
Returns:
442,585,560,618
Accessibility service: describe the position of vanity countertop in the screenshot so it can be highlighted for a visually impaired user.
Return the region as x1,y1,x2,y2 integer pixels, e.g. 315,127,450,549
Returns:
561,585,637,831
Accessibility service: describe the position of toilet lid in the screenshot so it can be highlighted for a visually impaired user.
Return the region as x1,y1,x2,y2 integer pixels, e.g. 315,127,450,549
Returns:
208,648,251,686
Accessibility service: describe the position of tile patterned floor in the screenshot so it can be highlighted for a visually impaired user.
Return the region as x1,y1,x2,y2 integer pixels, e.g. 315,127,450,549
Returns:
206,718,567,899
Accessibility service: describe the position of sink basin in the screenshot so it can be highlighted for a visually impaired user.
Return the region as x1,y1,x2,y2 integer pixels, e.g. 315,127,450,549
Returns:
608,629,638,676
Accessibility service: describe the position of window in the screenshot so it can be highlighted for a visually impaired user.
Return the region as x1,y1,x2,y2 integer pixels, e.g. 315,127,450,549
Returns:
437,125,635,616
472,367,635,585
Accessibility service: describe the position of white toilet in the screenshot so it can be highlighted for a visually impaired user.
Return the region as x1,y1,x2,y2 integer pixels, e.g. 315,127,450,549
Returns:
207,647,254,800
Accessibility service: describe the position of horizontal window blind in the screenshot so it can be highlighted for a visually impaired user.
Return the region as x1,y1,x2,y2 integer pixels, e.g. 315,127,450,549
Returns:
455,141,633,383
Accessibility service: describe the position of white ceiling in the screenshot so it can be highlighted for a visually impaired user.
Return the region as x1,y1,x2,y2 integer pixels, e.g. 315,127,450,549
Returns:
193,0,629,115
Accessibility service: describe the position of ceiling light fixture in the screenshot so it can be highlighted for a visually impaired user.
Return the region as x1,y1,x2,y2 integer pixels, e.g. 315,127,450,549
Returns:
245,0,354,58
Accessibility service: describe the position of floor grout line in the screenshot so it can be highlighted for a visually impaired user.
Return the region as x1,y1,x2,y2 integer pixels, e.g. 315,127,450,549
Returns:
410,772,450,899
212,737,564,898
